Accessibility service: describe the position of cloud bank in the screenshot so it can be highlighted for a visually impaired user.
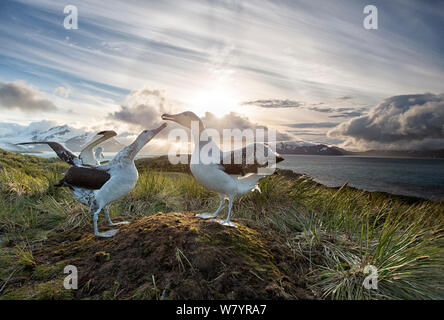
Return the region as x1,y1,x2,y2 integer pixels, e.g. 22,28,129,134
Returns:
241,99,303,109
0,81,58,112
286,122,339,129
328,93,444,150
109,88,294,142
242,98,366,118
109,88,171,128
202,112,292,142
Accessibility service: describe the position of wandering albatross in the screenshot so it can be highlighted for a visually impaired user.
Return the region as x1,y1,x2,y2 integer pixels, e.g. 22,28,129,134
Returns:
55,123,167,237
17,130,117,166
161,111,284,227
94,147,105,163
79,130,117,165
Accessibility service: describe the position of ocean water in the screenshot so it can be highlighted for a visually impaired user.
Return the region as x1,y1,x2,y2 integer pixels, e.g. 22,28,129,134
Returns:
25,152,444,201
278,155,444,201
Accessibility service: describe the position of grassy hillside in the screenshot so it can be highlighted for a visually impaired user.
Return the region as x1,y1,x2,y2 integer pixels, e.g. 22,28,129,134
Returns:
0,149,443,299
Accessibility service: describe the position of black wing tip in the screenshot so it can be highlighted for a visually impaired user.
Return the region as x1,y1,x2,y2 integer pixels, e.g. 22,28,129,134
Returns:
16,141,53,145
276,155,285,163
97,130,117,136
17,141,78,165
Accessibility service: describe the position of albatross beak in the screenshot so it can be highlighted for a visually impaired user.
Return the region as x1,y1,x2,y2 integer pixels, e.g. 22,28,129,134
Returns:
97,130,117,137
85,130,117,147
152,122,168,135
161,113,177,121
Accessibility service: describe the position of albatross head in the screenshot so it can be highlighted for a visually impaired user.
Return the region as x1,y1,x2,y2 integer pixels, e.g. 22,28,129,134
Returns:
161,111,203,130
140,122,168,144
94,146,104,160
127,123,168,159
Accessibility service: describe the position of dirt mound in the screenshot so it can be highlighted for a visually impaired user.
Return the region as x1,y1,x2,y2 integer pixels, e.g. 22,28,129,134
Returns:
9,212,314,300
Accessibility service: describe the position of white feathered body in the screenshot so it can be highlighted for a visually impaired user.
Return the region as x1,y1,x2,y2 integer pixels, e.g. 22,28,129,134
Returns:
190,139,264,198
71,157,139,210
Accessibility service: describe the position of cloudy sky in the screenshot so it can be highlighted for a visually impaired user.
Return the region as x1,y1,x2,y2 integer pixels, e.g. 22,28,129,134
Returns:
0,0,443,150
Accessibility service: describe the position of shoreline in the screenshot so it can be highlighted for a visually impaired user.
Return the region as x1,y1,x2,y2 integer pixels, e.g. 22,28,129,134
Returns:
133,155,442,204
276,168,437,204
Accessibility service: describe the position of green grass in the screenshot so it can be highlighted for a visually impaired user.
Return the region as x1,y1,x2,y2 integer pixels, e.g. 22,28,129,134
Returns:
0,149,443,299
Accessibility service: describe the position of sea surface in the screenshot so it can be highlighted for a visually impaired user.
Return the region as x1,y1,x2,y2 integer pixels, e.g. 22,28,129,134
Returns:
278,155,444,201
26,152,444,201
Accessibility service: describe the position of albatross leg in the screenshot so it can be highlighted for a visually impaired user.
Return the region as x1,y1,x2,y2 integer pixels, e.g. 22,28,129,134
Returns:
195,194,225,219
212,196,237,228
92,207,119,238
104,205,130,226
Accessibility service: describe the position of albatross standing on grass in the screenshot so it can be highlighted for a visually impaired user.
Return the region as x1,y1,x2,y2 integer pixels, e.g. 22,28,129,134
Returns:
161,111,284,228
55,123,167,237
17,130,117,166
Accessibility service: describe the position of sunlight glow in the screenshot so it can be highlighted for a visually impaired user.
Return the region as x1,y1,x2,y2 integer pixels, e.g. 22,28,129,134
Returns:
190,87,240,117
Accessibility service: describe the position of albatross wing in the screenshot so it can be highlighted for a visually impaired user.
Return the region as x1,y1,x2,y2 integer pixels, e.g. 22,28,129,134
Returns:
220,143,284,175
56,166,111,190
17,141,80,166
79,130,117,166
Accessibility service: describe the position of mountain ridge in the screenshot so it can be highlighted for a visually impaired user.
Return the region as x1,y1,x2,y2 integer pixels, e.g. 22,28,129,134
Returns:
1,124,442,158
0,123,125,153
277,141,444,158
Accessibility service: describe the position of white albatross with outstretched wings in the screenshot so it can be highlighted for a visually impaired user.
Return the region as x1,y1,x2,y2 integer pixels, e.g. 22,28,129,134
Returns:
17,130,117,166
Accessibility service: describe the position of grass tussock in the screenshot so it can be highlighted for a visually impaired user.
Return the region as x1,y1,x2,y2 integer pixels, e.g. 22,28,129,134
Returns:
0,150,443,300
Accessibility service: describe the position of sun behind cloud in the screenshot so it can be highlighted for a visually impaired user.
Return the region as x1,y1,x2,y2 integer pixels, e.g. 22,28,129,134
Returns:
189,87,241,118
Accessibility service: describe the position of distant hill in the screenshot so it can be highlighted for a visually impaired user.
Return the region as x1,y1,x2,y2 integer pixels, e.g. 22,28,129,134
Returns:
276,141,345,155
276,141,444,158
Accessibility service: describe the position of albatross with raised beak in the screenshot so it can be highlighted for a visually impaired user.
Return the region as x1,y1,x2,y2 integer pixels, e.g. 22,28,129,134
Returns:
54,123,167,237
162,111,284,227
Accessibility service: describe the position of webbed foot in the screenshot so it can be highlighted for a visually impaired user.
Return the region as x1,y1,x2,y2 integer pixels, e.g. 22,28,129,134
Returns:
195,213,218,219
95,229,119,238
110,221,130,226
211,219,237,228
